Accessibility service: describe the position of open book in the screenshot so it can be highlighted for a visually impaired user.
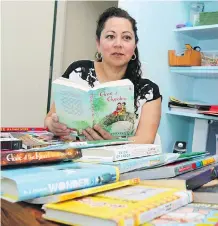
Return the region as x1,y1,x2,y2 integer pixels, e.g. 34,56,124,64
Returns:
52,78,135,137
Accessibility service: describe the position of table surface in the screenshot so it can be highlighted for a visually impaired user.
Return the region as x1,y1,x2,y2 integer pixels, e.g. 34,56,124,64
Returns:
1,199,64,226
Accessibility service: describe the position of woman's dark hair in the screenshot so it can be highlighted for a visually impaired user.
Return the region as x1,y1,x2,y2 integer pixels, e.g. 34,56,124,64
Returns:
96,7,142,117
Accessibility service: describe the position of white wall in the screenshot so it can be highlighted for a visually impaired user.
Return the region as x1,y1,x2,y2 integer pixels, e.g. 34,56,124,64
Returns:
1,1,54,126
61,1,118,73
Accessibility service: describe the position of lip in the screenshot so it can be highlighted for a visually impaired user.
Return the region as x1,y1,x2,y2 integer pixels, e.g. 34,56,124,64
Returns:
112,53,124,56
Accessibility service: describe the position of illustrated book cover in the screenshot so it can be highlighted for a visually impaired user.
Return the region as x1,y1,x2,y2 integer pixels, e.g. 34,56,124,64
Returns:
142,203,218,226
53,77,135,136
1,162,119,202
42,183,192,226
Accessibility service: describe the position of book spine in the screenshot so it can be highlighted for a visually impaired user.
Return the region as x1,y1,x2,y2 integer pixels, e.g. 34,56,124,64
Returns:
1,149,82,166
186,164,218,190
15,166,119,201
1,127,47,132
90,90,95,127
114,146,161,161
175,156,217,176
0,138,22,150
138,191,192,224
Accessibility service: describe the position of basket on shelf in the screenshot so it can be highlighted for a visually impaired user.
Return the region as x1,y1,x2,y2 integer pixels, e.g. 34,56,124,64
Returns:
168,48,201,66
201,51,218,66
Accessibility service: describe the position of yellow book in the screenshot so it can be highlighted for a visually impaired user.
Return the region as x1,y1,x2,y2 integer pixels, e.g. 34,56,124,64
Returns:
43,183,193,226
26,178,140,204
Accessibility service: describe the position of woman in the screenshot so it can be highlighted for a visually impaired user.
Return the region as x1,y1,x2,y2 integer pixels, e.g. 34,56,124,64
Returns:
45,7,162,144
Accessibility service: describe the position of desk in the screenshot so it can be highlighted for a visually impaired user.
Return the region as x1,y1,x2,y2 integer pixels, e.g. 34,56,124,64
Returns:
1,199,64,226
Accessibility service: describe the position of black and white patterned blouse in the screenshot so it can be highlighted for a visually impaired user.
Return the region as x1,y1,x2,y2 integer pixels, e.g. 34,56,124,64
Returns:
62,60,161,133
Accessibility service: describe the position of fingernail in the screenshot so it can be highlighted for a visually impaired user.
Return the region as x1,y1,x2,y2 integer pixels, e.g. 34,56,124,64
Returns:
93,125,97,129
62,126,67,130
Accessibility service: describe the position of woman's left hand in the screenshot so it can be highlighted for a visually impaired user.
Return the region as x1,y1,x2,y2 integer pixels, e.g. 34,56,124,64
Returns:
82,125,113,140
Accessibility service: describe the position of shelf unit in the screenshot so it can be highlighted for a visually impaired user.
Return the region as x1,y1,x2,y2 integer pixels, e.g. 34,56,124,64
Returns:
173,24,218,40
168,22,218,154
170,66,218,78
166,110,218,121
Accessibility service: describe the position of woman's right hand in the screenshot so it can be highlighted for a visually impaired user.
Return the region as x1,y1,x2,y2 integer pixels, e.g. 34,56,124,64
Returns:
46,113,71,137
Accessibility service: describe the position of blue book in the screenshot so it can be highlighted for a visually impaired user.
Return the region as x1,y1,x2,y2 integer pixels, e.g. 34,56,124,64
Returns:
1,162,119,202
80,154,166,173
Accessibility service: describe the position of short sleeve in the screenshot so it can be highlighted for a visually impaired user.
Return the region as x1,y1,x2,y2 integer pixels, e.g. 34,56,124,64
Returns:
138,79,162,103
147,80,162,102
62,61,87,79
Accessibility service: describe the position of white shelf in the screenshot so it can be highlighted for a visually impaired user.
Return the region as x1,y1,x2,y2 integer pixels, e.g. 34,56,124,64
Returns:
173,24,218,40
170,66,218,78
166,110,218,121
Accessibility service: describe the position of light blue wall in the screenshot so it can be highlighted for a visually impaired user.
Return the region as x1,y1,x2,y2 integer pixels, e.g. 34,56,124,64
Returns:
119,0,218,153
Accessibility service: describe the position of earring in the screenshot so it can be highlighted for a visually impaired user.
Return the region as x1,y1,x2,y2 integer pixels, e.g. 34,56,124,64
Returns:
95,52,102,60
131,53,136,61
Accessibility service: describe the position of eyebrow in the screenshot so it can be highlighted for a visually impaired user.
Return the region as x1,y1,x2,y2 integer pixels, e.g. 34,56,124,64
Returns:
106,30,133,35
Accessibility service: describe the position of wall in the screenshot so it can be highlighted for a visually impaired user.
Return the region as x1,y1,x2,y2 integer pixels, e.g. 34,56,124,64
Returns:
61,1,118,73
1,1,54,126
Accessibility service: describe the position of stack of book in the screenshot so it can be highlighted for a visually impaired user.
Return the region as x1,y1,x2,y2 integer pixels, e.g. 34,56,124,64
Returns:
1,128,218,225
168,96,218,117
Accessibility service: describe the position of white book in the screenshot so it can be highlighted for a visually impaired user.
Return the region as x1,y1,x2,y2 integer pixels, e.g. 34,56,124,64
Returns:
82,144,162,161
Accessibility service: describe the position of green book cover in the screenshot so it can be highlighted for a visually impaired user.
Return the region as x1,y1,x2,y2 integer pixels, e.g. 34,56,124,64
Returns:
53,78,135,137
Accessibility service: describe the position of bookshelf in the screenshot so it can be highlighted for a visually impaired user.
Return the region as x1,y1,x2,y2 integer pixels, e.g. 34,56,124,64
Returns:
170,66,218,78
166,110,218,121
168,21,218,153
173,24,218,40
119,1,218,154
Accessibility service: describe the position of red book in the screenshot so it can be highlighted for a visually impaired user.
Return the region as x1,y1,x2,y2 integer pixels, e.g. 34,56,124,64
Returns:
1,148,82,166
1,127,47,132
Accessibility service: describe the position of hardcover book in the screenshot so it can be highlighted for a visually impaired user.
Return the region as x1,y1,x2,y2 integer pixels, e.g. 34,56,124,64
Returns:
52,77,135,136
1,162,119,202
1,148,82,166
9,131,63,149
143,203,218,226
42,183,192,226
81,144,162,162
120,155,218,180
140,163,218,190
26,178,140,204
79,154,165,173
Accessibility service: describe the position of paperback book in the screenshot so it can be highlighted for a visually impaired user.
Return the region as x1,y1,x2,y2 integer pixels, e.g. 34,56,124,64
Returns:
1,162,119,202
53,77,135,136
42,183,192,226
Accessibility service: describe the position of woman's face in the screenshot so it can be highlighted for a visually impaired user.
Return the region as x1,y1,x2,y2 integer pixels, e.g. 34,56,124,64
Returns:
97,17,136,67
